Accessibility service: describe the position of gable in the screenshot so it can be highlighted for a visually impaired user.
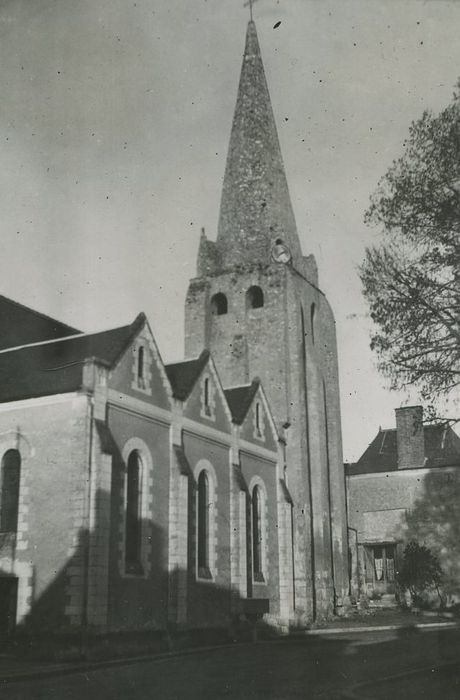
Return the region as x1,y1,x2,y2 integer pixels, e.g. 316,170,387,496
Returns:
182,360,232,433
108,321,171,410
239,387,277,451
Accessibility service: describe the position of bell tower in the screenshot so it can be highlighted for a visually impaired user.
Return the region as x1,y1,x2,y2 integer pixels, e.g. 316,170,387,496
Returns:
184,20,349,623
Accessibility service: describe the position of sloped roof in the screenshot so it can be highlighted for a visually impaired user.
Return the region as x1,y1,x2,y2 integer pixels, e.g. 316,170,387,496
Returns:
215,21,303,269
224,380,259,425
0,314,144,404
347,424,460,475
0,295,80,350
165,350,210,400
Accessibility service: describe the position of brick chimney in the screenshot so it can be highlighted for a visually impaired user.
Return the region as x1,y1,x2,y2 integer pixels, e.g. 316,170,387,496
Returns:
395,406,425,468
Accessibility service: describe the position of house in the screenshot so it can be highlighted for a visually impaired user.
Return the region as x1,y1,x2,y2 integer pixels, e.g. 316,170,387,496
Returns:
346,405,460,605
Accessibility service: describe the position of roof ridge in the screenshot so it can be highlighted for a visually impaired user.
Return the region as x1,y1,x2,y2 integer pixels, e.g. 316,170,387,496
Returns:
0,318,137,357
166,349,210,370
0,331,85,356
224,382,253,391
166,357,198,369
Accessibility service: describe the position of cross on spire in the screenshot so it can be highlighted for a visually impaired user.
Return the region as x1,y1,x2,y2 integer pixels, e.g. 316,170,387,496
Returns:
243,0,261,22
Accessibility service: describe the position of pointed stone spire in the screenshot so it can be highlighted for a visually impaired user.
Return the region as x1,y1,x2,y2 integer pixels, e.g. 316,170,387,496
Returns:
216,21,303,269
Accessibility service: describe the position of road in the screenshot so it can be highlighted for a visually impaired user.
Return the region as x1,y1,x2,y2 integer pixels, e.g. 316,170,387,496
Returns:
1,627,459,699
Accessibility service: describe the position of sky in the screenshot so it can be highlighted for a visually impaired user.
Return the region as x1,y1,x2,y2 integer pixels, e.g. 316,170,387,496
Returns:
1,0,459,461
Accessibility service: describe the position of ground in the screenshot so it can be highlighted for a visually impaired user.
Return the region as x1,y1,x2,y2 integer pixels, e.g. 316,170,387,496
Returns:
1,623,459,699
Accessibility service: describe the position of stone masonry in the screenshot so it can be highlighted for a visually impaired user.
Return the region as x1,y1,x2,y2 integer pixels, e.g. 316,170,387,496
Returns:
185,20,349,623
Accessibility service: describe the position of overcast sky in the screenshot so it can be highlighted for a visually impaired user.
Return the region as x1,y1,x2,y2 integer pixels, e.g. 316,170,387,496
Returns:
1,0,459,460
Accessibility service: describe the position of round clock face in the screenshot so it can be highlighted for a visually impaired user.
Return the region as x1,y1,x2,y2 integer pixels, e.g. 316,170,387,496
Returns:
271,241,292,264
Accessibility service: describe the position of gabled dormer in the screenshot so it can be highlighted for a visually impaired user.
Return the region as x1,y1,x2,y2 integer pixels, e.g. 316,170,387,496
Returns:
166,350,232,432
108,313,172,411
225,378,278,452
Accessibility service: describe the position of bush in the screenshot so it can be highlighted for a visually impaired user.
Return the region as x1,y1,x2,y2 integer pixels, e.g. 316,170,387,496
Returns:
397,541,444,608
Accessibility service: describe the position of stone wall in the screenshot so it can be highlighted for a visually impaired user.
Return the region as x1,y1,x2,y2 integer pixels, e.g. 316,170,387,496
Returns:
185,258,349,622
347,465,460,599
0,393,89,631
106,403,170,632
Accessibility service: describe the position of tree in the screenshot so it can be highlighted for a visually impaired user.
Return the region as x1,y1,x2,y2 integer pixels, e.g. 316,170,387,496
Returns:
360,82,460,411
397,541,443,607
402,472,460,599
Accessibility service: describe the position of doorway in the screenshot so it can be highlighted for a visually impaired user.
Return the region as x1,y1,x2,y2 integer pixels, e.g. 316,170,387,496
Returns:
364,544,396,596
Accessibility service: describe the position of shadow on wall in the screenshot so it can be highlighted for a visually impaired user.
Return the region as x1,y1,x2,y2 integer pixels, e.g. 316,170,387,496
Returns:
0,487,271,655
402,471,460,600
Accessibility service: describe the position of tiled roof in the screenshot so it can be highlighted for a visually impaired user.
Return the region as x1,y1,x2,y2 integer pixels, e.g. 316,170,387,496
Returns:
0,295,80,350
224,380,260,424
0,314,144,404
347,424,460,475
165,350,210,400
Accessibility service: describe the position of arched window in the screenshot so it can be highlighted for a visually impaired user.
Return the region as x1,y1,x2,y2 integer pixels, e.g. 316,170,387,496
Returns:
125,450,143,573
210,293,228,316
197,470,211,577
137,346,144,381
246,285,264,310
310,303,316,344
252,485,264,581
0,450,21,533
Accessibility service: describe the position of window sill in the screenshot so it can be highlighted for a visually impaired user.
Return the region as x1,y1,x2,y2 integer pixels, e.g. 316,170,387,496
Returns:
135,380,149,392
197,566,213,581
200,410,215,422
253,571,265,584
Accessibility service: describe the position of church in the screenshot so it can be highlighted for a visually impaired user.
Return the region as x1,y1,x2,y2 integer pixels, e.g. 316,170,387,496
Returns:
0,20,349,640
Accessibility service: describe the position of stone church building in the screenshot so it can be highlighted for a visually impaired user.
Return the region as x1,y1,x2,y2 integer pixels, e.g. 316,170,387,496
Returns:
0,21,349,639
